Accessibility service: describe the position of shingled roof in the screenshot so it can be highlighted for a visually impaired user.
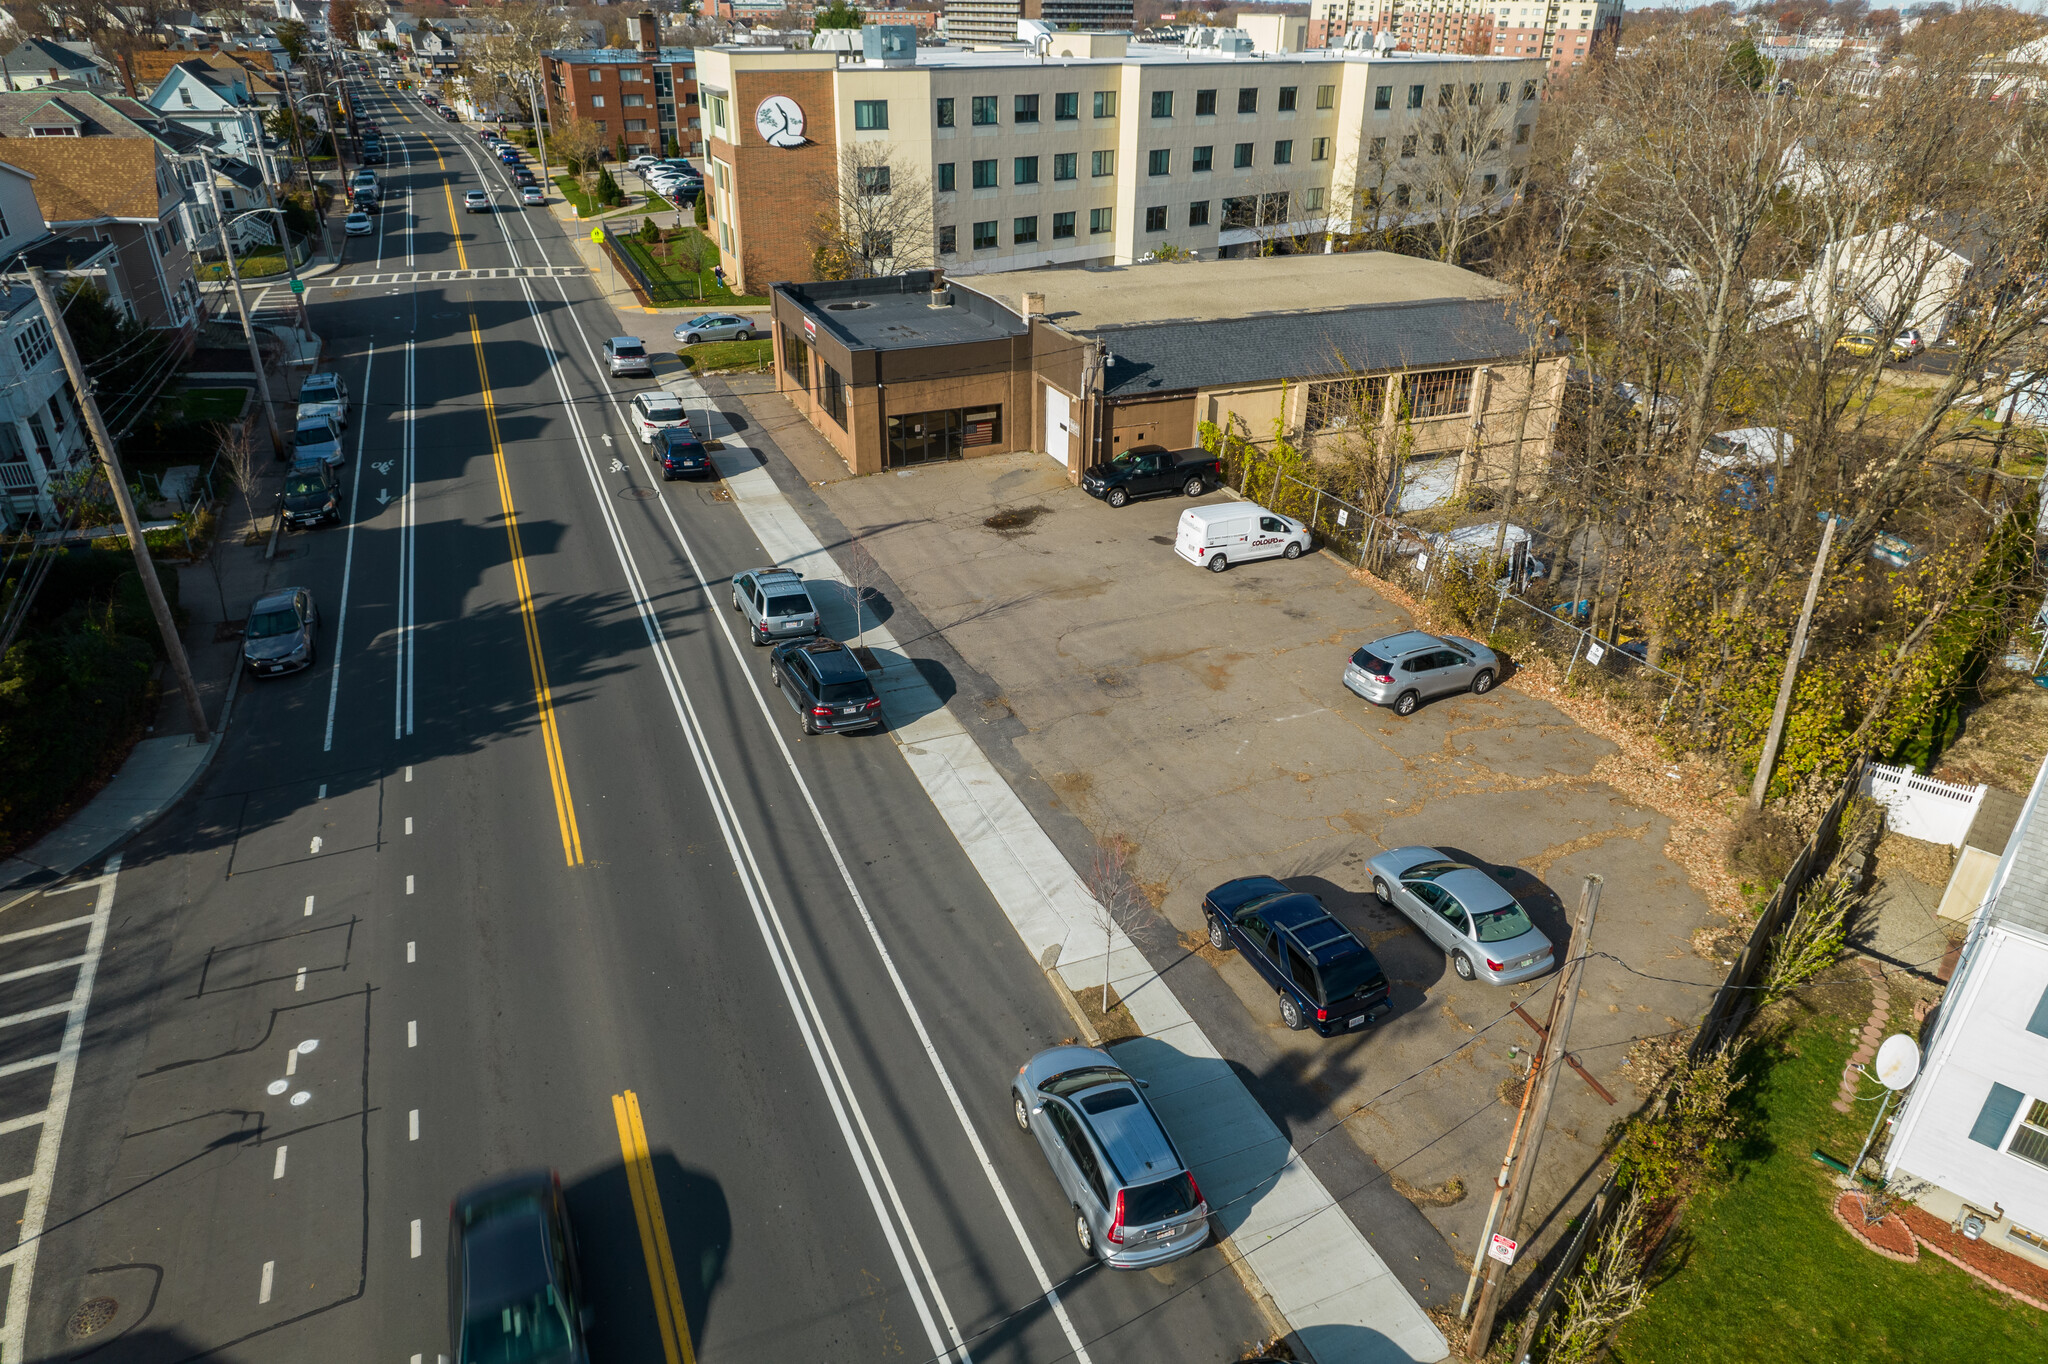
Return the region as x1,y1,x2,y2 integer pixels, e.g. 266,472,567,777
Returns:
0,137,169,225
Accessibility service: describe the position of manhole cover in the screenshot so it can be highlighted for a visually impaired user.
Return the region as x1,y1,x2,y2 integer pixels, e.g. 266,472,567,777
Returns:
984,505,1049,531
616,487,658,501
67,1298,117,1339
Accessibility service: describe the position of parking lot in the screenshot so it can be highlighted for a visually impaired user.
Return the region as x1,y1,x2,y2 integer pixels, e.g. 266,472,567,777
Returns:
817,450,1728,1301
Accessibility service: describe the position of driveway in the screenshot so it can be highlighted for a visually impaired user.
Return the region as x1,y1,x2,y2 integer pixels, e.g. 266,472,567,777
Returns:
816,450,1728,1303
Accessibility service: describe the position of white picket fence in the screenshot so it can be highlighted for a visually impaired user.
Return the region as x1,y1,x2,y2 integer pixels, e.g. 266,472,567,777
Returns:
1860,762,1986,848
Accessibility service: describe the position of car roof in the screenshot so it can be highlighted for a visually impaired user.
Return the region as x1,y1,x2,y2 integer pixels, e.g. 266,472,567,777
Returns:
799,640,864,679
1074,1082,1180,1186
1437,866,1518,914
461,1198,554,1313
746,566,803,583
251,588,303,612
609,335,643,346
1365,630,1444,658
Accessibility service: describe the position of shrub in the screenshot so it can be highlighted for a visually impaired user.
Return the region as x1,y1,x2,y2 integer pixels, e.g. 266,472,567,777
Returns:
1608,1047,1747,1206
1727,804,1803,886
640,215,660,243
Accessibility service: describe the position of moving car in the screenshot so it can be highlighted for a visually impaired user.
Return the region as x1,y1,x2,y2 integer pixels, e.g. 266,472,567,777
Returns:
282,460,345,528
520,185,545,206
1341,629,1498,716
632,390,691,443
293,413,344,468
672,313,756,345
1082,444,1222,507
1202,877,1393,1033
243,587,319,675
730,567,819,645
448,1172,593,1364
1366,847,1556,985
464,190,490,213
769,637,883,733
1172,503,1310,572
1011,1045,1211,1267
441,107,459,122
657,429,711,479
344,210,374,235
297,371,349,429
603,335,652,377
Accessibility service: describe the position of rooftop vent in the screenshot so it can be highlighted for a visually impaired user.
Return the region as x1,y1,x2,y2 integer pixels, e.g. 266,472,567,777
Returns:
826,300,873,311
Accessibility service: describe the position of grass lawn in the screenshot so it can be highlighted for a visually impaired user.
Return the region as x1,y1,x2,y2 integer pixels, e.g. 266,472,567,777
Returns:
198,249,292,281
173,388,249,423
1609,977,2046,1364
552,175,651,219
677,338,772,373
617,230,768,308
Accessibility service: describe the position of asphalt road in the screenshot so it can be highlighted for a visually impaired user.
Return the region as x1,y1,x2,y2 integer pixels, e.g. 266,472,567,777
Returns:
10,83,1269,1364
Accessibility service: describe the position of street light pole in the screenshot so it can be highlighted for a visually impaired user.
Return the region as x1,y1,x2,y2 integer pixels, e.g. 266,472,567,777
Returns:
24,266,210,742
199,150,286,459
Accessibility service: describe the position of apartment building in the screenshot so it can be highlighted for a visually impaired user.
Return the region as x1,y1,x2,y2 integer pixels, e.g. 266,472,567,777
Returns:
944,0,1138,45
542,12,702,160
0,161,97,528
1311,0,1623,79
696,29,1543,293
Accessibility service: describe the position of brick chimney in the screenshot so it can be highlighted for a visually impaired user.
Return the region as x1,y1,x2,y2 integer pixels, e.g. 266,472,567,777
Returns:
637,10,660,53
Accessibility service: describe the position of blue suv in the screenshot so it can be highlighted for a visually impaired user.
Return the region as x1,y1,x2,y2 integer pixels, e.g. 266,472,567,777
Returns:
1203,877,1392,1035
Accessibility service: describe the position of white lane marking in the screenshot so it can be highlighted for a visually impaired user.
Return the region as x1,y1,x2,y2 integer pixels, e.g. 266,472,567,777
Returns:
0,1177,27,1198
0,856,121,1362
304,895,315,917
0,1054,59,1082
394,340,418,739
1272,708,1328,723
405,765,413,782
407,1021,417,1048
0,955,89,986
273,1146,288,1180
286,1050,297,1077
259,1260,274,1304
294,967,306,992
323,342,379,753
317,784,328,799
0,915,93,945
37,877,106,899
406,941,416,963
405,875,415,895
409,1220,422,1258
409,1109,419,1141
405,816,413,835
512,278,968,1364
552,292,1093,1360
308,836,323,856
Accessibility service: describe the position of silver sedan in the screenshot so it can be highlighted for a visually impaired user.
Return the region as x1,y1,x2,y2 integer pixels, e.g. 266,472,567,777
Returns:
672,313,757,345
1366,845,1555,985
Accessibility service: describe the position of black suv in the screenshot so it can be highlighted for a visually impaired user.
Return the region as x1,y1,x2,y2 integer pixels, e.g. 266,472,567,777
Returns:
282,460,344,528
448,1170,590,1364
769,637,881,734
1203,877,1392,1035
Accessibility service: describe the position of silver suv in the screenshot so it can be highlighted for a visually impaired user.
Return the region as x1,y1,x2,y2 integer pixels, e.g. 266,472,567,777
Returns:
603,335,652,377
730,567,819,645
1342,630,1499,717
1012,1045,1210,1268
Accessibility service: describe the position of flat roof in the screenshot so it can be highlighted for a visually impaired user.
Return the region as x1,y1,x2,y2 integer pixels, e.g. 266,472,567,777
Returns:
780,271,1029,351
711,39,1535,71
960,252,1511,331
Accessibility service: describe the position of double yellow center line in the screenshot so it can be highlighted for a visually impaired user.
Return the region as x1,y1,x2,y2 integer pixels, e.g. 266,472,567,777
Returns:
436,147,470,271
466,314,583,865
613,1090,696,1364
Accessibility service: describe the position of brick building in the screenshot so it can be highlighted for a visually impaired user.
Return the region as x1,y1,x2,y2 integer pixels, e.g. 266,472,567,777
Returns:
542,11,703,160
1310,0,1623,81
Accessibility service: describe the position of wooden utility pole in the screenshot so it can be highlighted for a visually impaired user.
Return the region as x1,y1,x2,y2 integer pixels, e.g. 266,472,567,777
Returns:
1748,514,1837,809
24,267,210,742
1465,873,1602,1357
199,150,286,458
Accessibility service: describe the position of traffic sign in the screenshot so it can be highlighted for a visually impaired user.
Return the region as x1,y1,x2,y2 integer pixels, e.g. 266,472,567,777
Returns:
289,279,306,295
590,228,605,243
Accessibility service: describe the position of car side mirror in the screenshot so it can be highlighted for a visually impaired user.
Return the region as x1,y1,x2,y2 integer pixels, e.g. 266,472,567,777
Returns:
1030,1104,1045,1116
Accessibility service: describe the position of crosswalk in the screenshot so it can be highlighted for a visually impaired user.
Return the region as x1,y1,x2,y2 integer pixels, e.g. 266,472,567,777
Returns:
320,266,589,289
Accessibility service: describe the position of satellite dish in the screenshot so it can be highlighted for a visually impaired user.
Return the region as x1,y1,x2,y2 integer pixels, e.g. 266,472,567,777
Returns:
1874,1034,1921,1091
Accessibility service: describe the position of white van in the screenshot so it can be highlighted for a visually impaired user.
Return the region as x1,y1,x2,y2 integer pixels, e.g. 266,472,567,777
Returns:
1173,502,1311,572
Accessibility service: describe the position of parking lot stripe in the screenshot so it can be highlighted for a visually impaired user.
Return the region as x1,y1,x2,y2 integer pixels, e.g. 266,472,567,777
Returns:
612,1091,693,1364
0,1053,58,1081
0,1003,73,1031
0,916,92,945
0,955,88,986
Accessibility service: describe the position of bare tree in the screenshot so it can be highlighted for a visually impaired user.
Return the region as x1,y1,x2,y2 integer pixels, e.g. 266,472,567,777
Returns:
804,144,935,280
219,419,261,546
1405,75,1524,265
1078,836,1154,1015
840,535,883,648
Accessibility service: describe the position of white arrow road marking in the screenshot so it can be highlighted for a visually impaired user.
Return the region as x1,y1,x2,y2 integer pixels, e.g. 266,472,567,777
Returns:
600,433,612,447
377,489,392,506
309,836,323,854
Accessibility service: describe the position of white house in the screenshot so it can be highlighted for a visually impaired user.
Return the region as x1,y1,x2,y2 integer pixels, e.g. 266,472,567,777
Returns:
0,161,97,528
145,59,270,160
1798,219,1978,343
1886,751,2048,1271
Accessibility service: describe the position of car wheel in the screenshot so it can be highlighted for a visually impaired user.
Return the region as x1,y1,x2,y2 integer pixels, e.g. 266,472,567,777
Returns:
683,333,699,345
1013,1092,1031,1132
1471,669,1495,695
1207,554,1229,573
1074,1210,1096,1257
1452,952,1478,982
1106,487,1129,508
770,664,781,689
1207,915,1230,951
1373,877,1393,908
1278,993,1306,1031
1283,541,1303,560
1182,476,1204,497
738,329,755,342
1394,690,1420,716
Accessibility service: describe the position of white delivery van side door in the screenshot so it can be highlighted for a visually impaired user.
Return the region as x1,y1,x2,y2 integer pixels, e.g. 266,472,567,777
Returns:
1247,514,1296,563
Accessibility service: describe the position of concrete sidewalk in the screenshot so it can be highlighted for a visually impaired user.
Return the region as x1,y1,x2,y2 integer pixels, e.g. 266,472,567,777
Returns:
678,372,1449,1364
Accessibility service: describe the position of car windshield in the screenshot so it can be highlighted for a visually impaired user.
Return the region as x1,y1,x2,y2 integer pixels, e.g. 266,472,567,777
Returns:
1122,1173,1200,1226
285,473,327,497
1317,949,1385,1004
644,401,686,422
295,422,331,443
1103,451,1138,471
1039,1065,1128,1097
765,594,811,618
1471,902,1536,944
460,1292,573,1364
247,608,300,639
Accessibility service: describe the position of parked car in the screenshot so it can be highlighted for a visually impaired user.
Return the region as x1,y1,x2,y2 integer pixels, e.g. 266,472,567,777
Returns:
352,187,379,209
1365,847,1556,985
293,412,344,468
632,390,691,443
1011,1045,1211,1267
1834,331,1912,364
730,567,819,645
672,313,757,345
770,637,883,734
603,335,652,377
297,371,349,429
1202,877,1393,1034
1700,426,1795,470
1172,503,1310,572
1082,444,1222,507
464,190,490,214
344,210,374,235
243,587,319,675
1341,629,1498,716
520,184,545,206
282,460,345,528
350,169,378,192
1893,328,1926,359
513,168,537,186
448,1170,591,1364
361,145,385,165
628,154,661,171
657,429,712,480
440,107,459,122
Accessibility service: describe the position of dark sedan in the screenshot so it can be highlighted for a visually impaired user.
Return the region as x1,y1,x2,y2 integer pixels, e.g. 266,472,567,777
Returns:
769,637,882,734
448,1170,590,1364
657,429,711,479
1202,877,1392,1035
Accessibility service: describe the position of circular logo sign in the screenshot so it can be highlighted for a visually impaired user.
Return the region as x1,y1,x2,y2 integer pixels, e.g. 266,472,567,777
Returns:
754,95,806,149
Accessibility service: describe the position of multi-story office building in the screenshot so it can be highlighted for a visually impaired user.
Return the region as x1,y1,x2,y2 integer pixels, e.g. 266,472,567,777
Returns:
696,28,1543,293
542,12,702,160
1311,0,1623,80
944,0,1138,46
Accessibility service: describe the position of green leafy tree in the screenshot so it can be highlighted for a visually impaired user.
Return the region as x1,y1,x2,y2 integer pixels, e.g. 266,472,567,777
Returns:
815,0,863,29
273,19,308,60
595,164,623,206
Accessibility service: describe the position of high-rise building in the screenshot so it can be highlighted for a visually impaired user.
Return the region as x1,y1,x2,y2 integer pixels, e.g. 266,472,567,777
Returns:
944,0,1137,47
1311,0,1623,81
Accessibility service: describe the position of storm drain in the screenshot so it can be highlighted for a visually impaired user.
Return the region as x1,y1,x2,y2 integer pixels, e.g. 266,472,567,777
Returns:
67,1299,117,1339
616,487,659,501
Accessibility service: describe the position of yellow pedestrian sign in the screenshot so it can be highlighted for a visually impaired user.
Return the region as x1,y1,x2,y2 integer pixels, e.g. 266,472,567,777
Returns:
591,228,605,243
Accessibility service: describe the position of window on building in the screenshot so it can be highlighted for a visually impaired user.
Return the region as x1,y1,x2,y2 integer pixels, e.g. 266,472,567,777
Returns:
1195,88,1216,116
1237,87,1258,114
1273,139,1293,165
1468,82,1481,106
25,412,51,459
1375,84,1392,111
622,93,645,107
1278,86,1297,111
179,87,194,106
1094,90,1117,118
1054,152,1077,181
1310,137,1330,163
624,119,646,132
1305,376,1386,433
1316,84,1335,110
1497,80,1511,104
591,95,605,108
1014,155,1039,184
1395,182,1411,206
46,392,68,434
1304,187,1324,211
821,364,846,427
1369,136,1386,161
2030,985,2048,1039
1148,148,1170,176
1092,150,1115,177
1014,216,1038,244
12,317,53,371
973,158,998,189
1233,142,1252,168
972,95,998,125
858,165,891,195
938,162,956,192
1438,83,1455,108
589,69,604,81
1522,79,1539,99
1144,205,1166,232
1090,206,1113,233
1407,84,1425,109
1189,199,1209,227
939,224,956,254
1516,123,1531,144
937,96,955,127
974,220,997,249
862,229,893,260
621,68,643,82
655,69,672,95
1400,134,1417,158
1054,211,1076,238
1055,91,1078,120
854,99,888,130
1015,93,1039,122
1151,90,1173,118
2006,1095,2048,1169
1430,132,1446,155
1405,368,1475,418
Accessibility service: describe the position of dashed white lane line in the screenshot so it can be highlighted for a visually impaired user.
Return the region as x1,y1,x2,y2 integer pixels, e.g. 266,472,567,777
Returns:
318,784,328,799
294,968,307,993
407,1021,417,1048
409,1219,422,1258
405,765,413,782
259,1260,275,1304
409,1109,419,1141
273,1147,288,1180
406,875,415,895
304,895,315,917
406,941,416,963
405,816,413,834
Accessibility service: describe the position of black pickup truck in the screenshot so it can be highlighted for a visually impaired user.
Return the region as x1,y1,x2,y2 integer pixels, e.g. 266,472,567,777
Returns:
1080,444,1223,508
